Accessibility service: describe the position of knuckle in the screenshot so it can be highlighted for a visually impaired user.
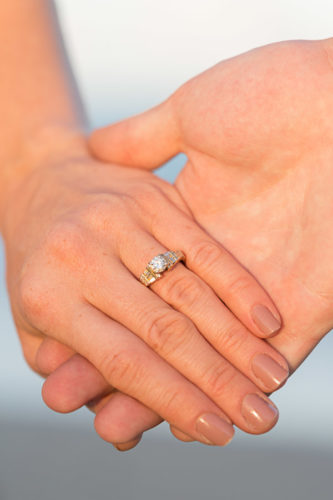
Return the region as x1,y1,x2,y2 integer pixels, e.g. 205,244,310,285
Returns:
82,196,118,219
80,194,139,235
124,185,152,213
126,182,169,229
99,350,141,388
164,273,207,309
189,240,222,272
145,310,192,356
227,274,253,296
18,273,46,324
129,182,163,207
204,361,237,400
216,323,246,354
160,386,186,419
44,220,84,263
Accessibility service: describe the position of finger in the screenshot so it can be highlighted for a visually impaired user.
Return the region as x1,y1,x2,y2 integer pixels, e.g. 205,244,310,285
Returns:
44,355,165,444
43,352,194,447
16,327,45,375
17,327,78,380
116,229,288,393
17,320,211,444
89,99,179,169
169,425,195,443
113,437,143,452
88,99,283,338
85,258,279,435
143,191,282,339
36,337,76,374
42,353,112,413
85,392,114,414
92,122,283,339
86,392,145,451
267,323,327,373
44,302,236,446
18,327,117,426
94,391,163,444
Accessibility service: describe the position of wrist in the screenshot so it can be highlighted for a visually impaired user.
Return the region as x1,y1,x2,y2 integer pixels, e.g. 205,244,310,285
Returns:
0,123,89,231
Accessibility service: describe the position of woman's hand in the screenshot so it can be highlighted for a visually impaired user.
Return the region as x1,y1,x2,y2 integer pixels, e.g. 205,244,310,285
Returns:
52,37,333,450
2,149,287,446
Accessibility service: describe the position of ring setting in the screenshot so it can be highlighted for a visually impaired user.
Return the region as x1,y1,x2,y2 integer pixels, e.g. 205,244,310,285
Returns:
140,250,185,286
149,254,169,273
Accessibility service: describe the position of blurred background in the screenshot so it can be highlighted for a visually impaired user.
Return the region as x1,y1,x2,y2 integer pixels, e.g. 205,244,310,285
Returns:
1,0,333,498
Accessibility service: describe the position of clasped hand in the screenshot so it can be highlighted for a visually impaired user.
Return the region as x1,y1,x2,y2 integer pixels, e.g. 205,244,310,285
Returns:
5,38,333,451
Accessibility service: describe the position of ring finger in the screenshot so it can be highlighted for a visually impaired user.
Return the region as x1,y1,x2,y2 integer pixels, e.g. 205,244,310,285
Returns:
120,229,289,393
84,236,280,434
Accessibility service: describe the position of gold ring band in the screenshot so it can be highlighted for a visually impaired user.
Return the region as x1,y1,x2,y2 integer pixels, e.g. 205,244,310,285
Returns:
140,250,185,286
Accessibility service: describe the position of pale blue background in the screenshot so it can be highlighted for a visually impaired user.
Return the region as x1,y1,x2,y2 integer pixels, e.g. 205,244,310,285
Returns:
0,1,333,498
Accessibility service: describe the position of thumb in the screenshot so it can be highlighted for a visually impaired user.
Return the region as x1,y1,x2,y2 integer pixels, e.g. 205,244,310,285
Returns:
89,99,181,169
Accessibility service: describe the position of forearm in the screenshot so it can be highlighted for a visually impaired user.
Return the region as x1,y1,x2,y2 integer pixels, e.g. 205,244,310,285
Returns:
0,0,87,224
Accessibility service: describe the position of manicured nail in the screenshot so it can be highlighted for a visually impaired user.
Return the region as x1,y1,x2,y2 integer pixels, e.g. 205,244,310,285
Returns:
241,394,278,432
251,304,281,336
252,354,289,391
196,413,234,446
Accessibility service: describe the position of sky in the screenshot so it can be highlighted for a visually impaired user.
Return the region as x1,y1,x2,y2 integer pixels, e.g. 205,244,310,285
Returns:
56,0,333,126
0,0,333,449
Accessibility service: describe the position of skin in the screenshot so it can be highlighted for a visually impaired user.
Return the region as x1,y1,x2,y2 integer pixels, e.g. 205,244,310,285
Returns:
0,0,286,448
3,155,286,443
47,37,333,450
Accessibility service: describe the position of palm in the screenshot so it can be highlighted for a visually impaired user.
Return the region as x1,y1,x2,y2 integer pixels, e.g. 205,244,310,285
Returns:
173,39,333,368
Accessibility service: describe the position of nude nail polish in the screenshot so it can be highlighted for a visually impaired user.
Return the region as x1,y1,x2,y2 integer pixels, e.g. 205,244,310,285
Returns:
241,394,279,432
252,353,289,392
251,304,281,336
196,413,234,446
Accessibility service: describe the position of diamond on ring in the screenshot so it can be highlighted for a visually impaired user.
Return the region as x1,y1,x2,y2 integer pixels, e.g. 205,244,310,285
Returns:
140,250,185,287
148,255,168,273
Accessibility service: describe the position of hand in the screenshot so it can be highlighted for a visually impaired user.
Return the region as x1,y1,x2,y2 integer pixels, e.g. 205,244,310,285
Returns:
2,148,287,447
90,37,333,365
47,37,333,450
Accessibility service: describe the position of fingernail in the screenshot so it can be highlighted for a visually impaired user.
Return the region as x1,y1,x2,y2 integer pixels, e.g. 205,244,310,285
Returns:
113,434,143,452
196,413,234,446
251,304,281,336
241,394,279,432
252,354,289,391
